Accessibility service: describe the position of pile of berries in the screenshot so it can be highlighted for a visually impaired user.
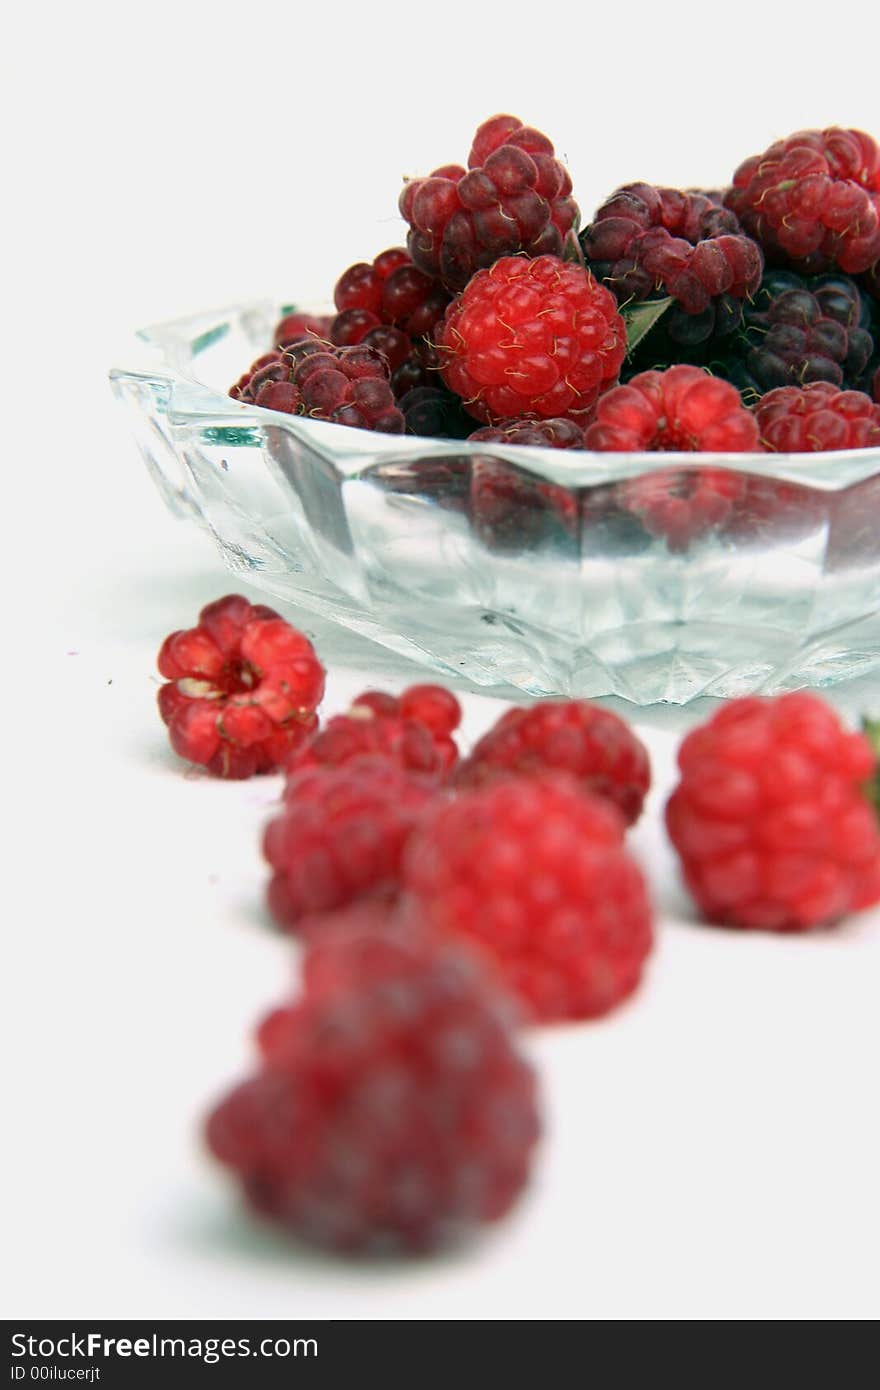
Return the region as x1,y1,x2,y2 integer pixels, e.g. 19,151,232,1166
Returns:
155,596,880,1255
195,111,880,1260
229,119,880,458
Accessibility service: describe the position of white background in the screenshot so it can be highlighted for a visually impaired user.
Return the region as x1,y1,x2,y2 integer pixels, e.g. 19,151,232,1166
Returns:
4,0,880,1320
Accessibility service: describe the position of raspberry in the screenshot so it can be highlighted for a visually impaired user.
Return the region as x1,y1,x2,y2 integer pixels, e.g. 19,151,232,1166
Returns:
755,381,880,451
401,777,653,1023
157,595,324,778
273,311,332,348
585,366,760,451
286,684,461,780
582,183,763,315
333,247,450,339
468,417,585,448
400,115,578,292
456,702,650,825
205,918,540,1252
264,757,436,931
231,341,404,432
398,386,472,439
726,128,880,275
665,693,880,931
437,255,626,425
293,342,405,432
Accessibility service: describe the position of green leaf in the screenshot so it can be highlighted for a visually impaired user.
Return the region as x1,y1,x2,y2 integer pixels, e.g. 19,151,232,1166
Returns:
622,297,674,355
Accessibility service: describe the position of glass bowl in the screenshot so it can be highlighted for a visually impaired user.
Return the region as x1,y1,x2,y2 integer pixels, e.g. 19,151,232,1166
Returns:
110,301,880,705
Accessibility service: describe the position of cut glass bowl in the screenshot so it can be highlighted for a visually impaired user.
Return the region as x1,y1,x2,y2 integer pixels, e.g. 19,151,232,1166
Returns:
110,301,880,705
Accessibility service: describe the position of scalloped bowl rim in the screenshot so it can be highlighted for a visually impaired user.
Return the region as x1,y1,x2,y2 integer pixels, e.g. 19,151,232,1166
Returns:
114,300,880,491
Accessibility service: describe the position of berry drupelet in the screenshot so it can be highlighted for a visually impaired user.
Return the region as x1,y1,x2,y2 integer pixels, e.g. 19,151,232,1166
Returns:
726,128,880,275
582,183,763,315
400,114,579,290
157,595,325,779
666,693,880,930
205,917,540,1252
436,255,626,425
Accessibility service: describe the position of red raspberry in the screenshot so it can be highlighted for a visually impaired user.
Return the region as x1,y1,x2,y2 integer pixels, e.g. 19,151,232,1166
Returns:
263,757,436,931
665,693,880,931
726,128,880,275
205,917,540,1252
582,183,763,314
400,114,579,290
273,311,332,348
437,255,626,425
456,702,650,825
469,417,585,448
755,382,880,451
585,366,760,451
401,776,653,1023
157,595,325,779
286,684,461,780
333,247,450,339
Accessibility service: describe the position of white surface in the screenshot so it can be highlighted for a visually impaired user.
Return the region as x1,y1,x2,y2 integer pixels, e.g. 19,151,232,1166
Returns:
5,0,880,1321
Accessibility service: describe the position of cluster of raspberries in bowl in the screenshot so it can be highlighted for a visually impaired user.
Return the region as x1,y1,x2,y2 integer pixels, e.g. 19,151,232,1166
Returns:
161,596,880,1255
230,117,880,457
